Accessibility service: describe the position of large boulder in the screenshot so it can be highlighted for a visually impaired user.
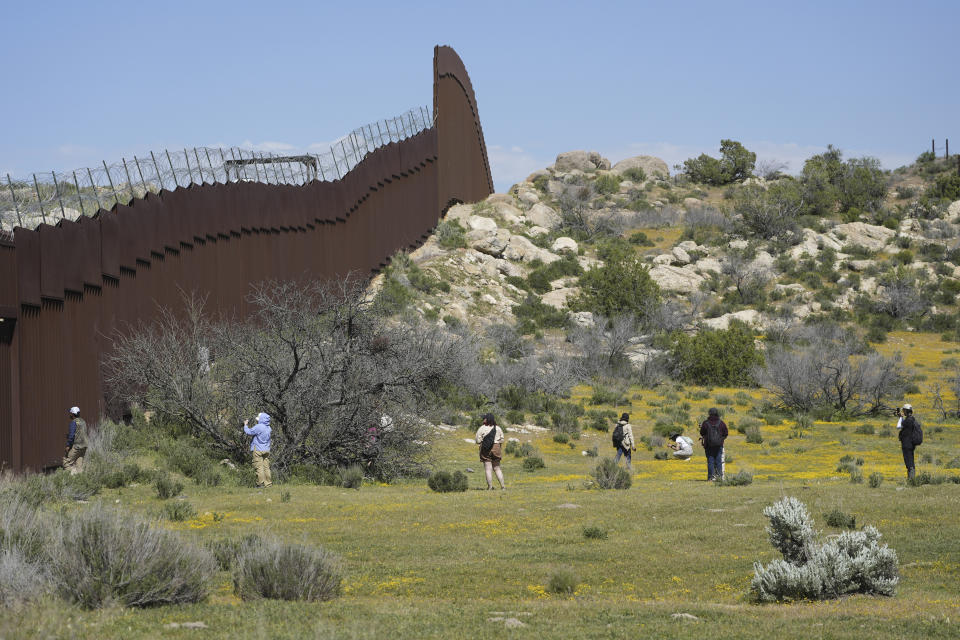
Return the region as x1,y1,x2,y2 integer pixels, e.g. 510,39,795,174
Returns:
648,265,705,293
948,200,960,221
541,287,578,310
702,310,762,331
526,203,562,230
832,222,896,252
445,203,474,224
671,246,691,265
467,215,498,231
554,150,610,172
611,155,669,179
551,237,578,254
504,234,561,264
467,228,511,257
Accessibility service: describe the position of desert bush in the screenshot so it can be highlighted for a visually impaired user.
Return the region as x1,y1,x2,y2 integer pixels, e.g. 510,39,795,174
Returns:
0,495,47,563
427,470,469,493
154,474,183,500
585,445,599,457
504,409,525,425
594,173,622,195
854,424,875,435
48,505,216,608
338,465,364,489
553,433,570,444
0,549,50,608
233,538,341,602
744,426,764,444
590,458,631,489
716,470,753,486
547,568,579,595
868,472,884,488
163,501,197,521
569,249,661,320
621,167,646,183
436,218,467,249
670,322,763,386
750,496,898,602
582,526,608,540
824,509,856,529
522,456,546,471
737,417,762,433
206,534,263,571
683,140,756,185
653,451,669,460
193,465,223,487
628,230,654,246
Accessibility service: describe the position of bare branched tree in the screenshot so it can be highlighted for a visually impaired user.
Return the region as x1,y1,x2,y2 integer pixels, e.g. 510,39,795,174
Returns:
722,251,771,305
105,278,476,479
877,268,927,319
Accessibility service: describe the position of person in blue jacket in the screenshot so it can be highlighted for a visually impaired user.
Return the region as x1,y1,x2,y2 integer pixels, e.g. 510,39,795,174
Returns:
243,412,272,488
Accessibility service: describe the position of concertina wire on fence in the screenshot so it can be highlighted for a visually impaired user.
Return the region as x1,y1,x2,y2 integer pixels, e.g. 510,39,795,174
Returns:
0,105,433,233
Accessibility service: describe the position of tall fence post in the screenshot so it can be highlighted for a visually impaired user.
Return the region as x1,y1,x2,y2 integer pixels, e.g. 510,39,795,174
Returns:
86,167,103,211
376,121,384,145
204,148,216,184
149,151,164,191
932,138,935,156
32,174,47,224
330,146,342,179
122,159,136,202
183,149,196,185
165,150,179,188
947,139,950,159
133,156,148,193
6,174,22,227
102,161,118,209
72,171,85,217
50,172,66,219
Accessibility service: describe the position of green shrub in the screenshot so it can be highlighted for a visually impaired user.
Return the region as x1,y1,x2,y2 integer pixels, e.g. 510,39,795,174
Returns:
594,173,622,195
547,568,579,595
585,445,598,457
427,470,469,493
824,508,856,529
504,409,525,425
193,465,223,487
745,427,764,444
683,140,756,185
206,534,262,571
338,465,364,489
48,505,215,608
849,467,864,484
163,501,197,522
868,472,884,488
512,294,570,333
553,433,570,444
436,218,467,249
854,424,875,435
280,490,291,503
522,456,546,471
621,167,646,183
589,385,626,406
590,458,631,489
570,251,661,319
233,538,341,602
154,474,183,500
927,172,960,201
716,470,753,486
628,231,654,246
653,451,669,460
669,322,763,386
582,526,608,540
287,464,337,486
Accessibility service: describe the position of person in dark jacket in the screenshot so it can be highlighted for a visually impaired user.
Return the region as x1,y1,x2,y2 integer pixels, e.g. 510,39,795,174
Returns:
63,406,88,475
896,403,920,480
699,407,728,481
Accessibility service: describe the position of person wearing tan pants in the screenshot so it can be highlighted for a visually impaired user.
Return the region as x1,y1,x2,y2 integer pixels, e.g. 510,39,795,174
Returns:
63,406,88,475
243,413,272,488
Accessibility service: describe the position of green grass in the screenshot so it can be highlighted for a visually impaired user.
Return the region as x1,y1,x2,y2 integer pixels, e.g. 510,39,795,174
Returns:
4,372,960,638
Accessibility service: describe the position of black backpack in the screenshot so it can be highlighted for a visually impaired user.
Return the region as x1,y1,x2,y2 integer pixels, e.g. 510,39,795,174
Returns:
703,420,724,448
905,416,923,446
612,422,624,449
481,425,498,454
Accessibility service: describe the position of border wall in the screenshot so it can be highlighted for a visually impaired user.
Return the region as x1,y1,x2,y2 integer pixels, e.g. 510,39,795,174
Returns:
0,45,492,471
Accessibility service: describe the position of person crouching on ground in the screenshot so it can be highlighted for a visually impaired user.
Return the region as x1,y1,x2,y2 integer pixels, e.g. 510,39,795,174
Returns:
243,412,272,488
668,432,694,460
475,413,505,490
63,406,87,475
699,408,728,481
612,413,635,472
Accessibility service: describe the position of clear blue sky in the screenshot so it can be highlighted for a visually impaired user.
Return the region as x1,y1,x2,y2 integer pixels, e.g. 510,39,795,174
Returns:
1,0,956,192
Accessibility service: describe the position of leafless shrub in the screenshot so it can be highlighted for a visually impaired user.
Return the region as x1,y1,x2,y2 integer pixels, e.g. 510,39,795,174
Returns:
734,184,803,240
754,159,789,180
877,268,927,319
105,277,476,479
569,314,638,378
0,549,50,608
722,251,772,304
757,325,907,416
683,206,733,233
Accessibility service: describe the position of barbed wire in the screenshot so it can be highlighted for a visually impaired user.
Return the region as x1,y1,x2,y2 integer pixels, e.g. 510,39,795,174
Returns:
0,105,433,233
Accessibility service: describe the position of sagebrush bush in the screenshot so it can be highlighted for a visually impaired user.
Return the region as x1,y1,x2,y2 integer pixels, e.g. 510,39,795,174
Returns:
854,424,875,435
745,426,764,444
582,526,608,540
547,568,578,595
824,508,856,529
233,538,341,602
427,471,469,493
206,534,262,571
48,505,216,608
553,433,570,444
0,495,47,562
751,497,898,602
590,458,631,489
522,456,546,471
868,472,884,488
716,470,752,486
653,451,669,460
163,501,197,521
0,549,50,608
154,474,183,500
338,465,364,489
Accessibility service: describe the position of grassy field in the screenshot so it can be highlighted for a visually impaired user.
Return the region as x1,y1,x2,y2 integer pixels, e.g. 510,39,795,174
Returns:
4,333,960,639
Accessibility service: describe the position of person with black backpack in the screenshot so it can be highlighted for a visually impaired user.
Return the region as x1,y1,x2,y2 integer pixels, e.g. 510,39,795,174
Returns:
612,413,635,472
475,413,505,490
699,408,728,481
896,403,922,480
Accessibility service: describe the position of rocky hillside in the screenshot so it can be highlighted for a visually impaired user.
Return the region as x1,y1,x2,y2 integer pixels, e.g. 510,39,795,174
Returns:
372,149,960,360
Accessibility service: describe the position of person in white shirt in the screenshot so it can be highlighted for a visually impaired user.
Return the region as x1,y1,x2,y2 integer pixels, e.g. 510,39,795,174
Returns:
475,413,505,490
668,432,693,460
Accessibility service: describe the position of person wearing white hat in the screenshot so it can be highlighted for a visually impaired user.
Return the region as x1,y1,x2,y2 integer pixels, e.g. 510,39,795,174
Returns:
63,406,88,474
